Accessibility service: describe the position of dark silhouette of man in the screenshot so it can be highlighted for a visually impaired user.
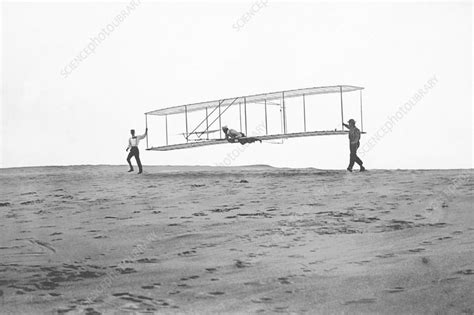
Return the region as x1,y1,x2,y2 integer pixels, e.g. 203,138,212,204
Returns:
343,119,366,172
126,128,147,174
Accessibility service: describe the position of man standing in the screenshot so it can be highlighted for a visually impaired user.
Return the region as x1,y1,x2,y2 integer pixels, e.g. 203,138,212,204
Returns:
343,119,366,172
126,128,147,174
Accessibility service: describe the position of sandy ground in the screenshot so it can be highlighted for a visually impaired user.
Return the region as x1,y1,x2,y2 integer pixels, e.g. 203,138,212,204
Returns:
0,166,473,314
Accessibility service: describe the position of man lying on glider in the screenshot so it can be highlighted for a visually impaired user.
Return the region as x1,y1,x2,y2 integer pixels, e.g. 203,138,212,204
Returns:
222,126,262,145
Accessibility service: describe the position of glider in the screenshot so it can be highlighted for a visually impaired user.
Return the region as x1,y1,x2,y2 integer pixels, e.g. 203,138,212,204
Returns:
145,85,365,151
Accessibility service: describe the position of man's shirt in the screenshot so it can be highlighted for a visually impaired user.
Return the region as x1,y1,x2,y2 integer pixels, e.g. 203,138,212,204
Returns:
348,127,361,144
227,129,243,138
128,134,146,148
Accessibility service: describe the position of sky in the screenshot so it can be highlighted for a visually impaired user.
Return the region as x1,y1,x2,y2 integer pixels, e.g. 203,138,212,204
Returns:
1,1,472,169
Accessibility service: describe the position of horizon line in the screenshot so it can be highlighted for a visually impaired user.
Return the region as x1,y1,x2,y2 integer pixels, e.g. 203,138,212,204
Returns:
0,164,472,171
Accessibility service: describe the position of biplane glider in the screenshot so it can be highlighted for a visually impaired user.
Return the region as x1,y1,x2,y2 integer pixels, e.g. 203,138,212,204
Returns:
145,85,365,151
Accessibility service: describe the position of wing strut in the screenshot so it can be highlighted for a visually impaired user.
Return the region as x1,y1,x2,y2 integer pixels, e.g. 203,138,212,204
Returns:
360,89,364,132
187,99,225,141
340,86,344,130
303,94,307,132
197,97,239,138
145,113,149,149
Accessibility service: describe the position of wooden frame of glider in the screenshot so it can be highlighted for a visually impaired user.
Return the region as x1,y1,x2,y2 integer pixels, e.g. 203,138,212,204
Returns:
145,85,365,151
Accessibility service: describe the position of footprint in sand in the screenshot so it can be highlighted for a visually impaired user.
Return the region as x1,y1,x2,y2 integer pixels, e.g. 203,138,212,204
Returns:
343,298,376,305
21,199,44,205
309,260,324,265
277,277,291,285
180,275,199,281
234,260,251,268
437,236,452,241
288,254,305,259
349,260,371,265
455,269,474,275
57,306,77,314
191,184,206,188
408,248,425,253
429,222,448,228
49,292,62,297
208,291,225,296
211,206,240,213
116,267,136,274
376,253,396,259
104,216,118,219
384,287,405,293
178,250,197,257
272,306,289,313
135,258,159,263
252,297,273,303
83,307,101,315
111,292,160,311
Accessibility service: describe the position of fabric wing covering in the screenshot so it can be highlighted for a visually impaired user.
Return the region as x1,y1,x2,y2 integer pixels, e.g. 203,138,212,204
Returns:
146,85,363,116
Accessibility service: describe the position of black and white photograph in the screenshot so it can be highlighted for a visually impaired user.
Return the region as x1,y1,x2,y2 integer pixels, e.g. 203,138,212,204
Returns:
0,0,473,313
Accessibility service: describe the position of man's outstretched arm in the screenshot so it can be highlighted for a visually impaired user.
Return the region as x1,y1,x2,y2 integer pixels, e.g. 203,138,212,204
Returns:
137,128,148,140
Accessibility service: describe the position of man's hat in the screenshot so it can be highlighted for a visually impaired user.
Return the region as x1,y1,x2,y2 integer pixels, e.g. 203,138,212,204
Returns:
347,119,355,124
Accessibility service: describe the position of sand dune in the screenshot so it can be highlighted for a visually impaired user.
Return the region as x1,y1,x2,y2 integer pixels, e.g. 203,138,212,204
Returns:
0,166,473,314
